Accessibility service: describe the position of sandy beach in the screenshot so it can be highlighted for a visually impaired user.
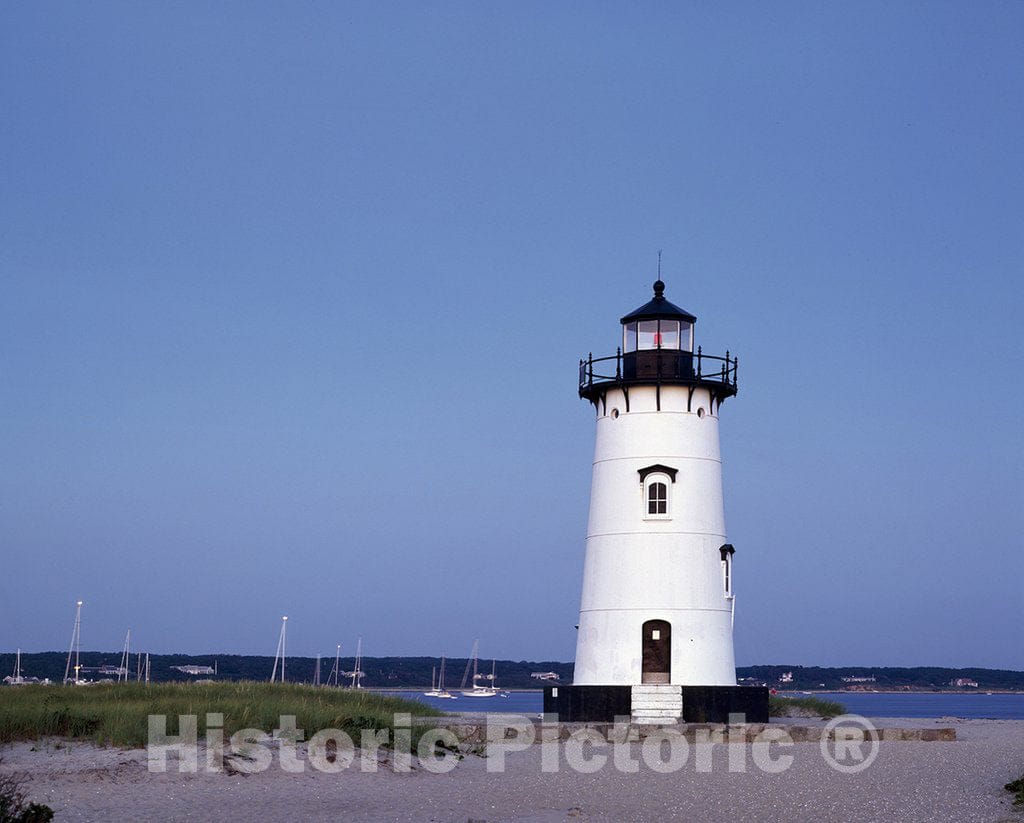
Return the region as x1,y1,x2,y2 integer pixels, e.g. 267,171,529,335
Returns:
2,718,1022,823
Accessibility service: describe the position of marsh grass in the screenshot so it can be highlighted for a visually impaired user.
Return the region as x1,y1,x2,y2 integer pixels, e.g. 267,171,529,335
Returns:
768,694,846,719
0,682,443,749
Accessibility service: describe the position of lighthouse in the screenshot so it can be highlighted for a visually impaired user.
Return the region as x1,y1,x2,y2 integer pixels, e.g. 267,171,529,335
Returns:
545,280,767,723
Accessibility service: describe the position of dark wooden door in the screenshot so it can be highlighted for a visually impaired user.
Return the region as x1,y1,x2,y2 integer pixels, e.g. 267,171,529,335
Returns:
641,620,671,684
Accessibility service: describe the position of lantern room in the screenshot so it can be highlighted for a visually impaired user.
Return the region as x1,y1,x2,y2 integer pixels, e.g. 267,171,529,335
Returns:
577,280,738,405
620,279,696,353
619,280,697,381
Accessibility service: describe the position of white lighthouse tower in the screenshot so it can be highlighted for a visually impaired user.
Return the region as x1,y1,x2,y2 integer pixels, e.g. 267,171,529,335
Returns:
547,280,765,723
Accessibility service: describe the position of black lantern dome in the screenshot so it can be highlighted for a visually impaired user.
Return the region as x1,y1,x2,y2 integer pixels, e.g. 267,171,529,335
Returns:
620,280,697,324
579,281,737,404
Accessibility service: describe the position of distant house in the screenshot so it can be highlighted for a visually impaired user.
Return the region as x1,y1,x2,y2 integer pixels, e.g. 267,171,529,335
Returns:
531,672,560,681
949,678,979,688
3,675,49,685
172,665,216,676
779,671,793,683
841,675,876,683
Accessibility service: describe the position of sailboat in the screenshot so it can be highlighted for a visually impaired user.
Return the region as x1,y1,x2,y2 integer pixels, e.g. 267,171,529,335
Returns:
460,640,498,697
5,649,51,687
5,649,27,686
342,637,364,689
424,657,456,699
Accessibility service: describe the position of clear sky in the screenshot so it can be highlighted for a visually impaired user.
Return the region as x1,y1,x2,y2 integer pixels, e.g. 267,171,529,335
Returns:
2,3,1022,669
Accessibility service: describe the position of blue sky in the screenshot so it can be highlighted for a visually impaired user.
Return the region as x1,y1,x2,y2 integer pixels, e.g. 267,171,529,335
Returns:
2,3,1021,668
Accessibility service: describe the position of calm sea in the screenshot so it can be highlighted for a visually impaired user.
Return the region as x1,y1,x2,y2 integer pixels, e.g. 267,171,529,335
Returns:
381,689,1024,720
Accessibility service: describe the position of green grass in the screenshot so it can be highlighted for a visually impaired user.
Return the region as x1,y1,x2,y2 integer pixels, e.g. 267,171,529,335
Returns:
0,682,443,749
768,694,846,719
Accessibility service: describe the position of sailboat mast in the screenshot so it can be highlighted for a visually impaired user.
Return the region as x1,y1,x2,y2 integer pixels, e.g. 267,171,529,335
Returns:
119,629,131,683
270,616,288,683
328,644,340,687
351,637,362,689
75,603,81,682
63,600,83,684
460,639,480,690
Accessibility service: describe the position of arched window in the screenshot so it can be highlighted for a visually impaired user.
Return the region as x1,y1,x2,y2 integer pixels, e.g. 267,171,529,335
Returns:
638,464,676,521
648,482,667,515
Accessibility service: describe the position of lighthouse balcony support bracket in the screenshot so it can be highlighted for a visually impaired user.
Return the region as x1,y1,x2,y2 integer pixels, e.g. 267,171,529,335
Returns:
579,347,738,405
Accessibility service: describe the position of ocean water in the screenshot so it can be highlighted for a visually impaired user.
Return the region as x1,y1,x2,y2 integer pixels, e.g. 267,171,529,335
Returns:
381,689,1024,720
799,691,1024,720
385,690,542,714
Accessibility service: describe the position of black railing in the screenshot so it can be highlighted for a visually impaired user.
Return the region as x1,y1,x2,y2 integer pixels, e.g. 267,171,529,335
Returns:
579,346,738,397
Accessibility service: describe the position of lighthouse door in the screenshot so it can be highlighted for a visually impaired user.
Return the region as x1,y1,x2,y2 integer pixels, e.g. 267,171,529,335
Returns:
641,620,671,684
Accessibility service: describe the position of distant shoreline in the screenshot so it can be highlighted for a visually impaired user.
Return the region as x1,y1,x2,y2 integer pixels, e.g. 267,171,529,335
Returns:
370,687,1024,695
779,689,1024,695
5,652,1024,691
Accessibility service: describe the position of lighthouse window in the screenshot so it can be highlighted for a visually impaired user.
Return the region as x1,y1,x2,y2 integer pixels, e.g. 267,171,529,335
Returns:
647,482,668,515
627,319,685,351
720,544,735,596
637,320,660,350
624,322,638,353
640,468,675,520
659,321,680,349
680,321,693,352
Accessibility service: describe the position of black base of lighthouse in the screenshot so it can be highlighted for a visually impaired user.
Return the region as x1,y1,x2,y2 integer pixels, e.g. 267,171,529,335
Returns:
543,685,769,724
542,685,633,723
676,686,770,723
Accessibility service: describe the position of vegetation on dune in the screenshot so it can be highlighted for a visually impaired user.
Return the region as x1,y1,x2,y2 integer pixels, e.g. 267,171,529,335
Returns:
1006,772,1024,806
0,765,54,823
0,682,443,749
768,694,845,719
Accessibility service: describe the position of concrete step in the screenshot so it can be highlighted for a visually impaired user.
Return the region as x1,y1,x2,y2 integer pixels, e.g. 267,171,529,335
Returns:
631,684,683,722
632,714,682,725
632,700,683,710
631,693,683,703
631,707,682,717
